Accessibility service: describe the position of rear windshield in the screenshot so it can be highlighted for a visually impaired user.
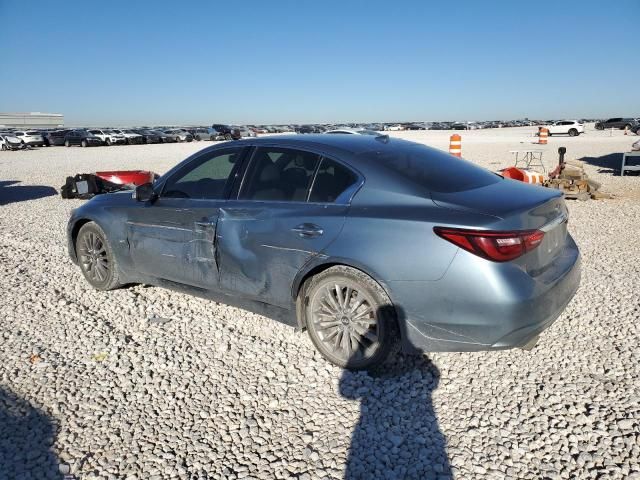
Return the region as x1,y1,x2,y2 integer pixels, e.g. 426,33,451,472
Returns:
364,143,501,193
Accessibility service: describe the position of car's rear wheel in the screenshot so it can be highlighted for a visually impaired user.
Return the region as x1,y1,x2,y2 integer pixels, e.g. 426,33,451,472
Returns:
1,144,6,151
76,222,120,291
304,266,399,370
568,129,578,137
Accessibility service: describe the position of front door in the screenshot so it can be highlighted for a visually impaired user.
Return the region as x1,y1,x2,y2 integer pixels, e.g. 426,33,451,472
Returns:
217,146,361,308
126,146,245,288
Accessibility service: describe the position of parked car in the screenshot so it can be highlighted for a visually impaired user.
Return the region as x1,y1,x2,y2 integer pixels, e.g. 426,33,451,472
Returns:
146,130,174,143
132,129,163,144
191,128,213,141
108,129,143,145
163,129,193,142
89,129,127,146
236,126,257,138
296,125,316,134
595,118,638,130
324,128,381,136
64,130,103,147
67,135,580,370
545,120,584,137
0,134,24,150
384,124,403,131
13,130,45,147
41,129,71,146
211,124,241,140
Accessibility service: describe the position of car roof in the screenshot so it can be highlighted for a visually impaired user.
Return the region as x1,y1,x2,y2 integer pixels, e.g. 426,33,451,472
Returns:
233,133,395,156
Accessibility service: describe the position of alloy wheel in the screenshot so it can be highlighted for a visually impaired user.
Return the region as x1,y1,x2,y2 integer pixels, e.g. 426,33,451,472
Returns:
310,282,380,363
78,231,110,283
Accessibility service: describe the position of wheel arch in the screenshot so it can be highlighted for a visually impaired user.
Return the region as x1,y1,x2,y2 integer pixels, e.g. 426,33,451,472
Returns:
292,257,396,329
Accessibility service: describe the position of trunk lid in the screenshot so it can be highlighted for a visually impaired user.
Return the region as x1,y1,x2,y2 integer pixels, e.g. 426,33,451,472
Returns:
432,178,569,272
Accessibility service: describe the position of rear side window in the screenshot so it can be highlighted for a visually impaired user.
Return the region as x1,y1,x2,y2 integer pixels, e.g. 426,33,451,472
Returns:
365,143,500,194
240,147,320,202
309,158,358,203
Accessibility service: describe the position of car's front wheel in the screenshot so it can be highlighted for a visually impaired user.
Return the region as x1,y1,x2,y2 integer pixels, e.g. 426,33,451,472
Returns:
568,129,578,137
105,138,111,146
303,266,399,370
76,222,121,291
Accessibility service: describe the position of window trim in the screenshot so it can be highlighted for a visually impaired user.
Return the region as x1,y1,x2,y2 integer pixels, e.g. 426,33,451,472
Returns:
157,146,248,201
232,144,364,206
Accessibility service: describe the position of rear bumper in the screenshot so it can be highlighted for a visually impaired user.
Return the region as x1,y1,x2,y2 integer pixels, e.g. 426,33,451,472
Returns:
391,235,581,352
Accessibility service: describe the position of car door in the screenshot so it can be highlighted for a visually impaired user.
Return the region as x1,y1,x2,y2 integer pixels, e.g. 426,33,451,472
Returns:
217,146,361,308
125,146,246,288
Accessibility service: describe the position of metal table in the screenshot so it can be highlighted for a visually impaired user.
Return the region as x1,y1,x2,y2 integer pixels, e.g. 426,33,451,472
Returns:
509,150,545,172
621,151,640,176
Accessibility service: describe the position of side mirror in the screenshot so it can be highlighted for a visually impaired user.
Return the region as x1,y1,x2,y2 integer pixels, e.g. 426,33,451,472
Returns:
133,183,157,202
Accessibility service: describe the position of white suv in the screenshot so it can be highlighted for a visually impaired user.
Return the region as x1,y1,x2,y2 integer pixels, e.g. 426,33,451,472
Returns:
13,130,45,146
109,129,143,144
88,129,126,146
545,120,584,137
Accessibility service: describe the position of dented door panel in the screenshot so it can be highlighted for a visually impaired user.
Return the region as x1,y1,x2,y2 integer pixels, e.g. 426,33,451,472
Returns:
126,198,223,288
217,201,348,308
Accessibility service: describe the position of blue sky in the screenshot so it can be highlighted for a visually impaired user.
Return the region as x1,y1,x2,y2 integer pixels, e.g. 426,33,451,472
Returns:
1,0,638,125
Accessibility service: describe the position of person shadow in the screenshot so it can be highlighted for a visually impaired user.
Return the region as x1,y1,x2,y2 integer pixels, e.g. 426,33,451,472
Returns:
0,386,64,479
340,305,451,480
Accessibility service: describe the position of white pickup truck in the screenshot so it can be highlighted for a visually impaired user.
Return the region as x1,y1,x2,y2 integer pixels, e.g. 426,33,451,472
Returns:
545,120,584,137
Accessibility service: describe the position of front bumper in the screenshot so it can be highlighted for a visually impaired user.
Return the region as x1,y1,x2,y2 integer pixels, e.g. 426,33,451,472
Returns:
391,236,581,352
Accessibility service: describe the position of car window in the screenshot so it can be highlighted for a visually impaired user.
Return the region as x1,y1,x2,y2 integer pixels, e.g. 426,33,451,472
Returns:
365,143,501,194
309,158,358,203
161,148,242,200
239,147,321,202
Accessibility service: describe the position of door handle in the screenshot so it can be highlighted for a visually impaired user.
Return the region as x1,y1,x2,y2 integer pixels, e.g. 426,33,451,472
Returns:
195,221,215,228
291,223,323,238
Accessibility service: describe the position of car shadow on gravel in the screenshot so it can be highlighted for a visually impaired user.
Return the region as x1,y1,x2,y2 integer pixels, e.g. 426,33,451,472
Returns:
339,307,451,480
0,180,58,206
0,386,63,479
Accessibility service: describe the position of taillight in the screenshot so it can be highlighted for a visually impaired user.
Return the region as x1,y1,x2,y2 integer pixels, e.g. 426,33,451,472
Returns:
434,227,545,262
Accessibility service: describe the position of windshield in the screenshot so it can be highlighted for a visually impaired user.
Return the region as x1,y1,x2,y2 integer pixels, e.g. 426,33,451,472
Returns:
364,143,501,194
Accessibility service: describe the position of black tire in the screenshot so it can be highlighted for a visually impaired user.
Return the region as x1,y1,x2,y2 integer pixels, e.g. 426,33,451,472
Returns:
196,135,202,141
1,144,7,151
65,140,70,147
303,266,399,370
76,222,121,291
210,135,216,141
568,129,578,137
105,138,111,146
224,134,232,141
81,140,87,147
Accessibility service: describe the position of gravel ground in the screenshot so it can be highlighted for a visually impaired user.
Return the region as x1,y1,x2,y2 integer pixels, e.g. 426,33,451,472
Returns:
0,127,639,479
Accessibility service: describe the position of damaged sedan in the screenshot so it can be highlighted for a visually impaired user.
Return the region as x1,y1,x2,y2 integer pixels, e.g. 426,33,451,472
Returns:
67,135,580,370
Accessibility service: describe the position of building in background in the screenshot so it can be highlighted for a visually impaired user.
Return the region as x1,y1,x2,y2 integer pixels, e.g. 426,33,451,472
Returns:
0,112,64,128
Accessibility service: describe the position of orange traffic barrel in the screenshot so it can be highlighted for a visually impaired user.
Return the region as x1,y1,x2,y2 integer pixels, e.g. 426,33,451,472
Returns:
449,134,462,157
538,127,549,145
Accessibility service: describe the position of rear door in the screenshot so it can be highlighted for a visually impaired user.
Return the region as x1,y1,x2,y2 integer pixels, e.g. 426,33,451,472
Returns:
217,146,361,308
126,146,246,288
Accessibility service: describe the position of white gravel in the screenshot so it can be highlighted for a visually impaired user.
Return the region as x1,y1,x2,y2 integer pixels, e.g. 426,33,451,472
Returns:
0,127,639,479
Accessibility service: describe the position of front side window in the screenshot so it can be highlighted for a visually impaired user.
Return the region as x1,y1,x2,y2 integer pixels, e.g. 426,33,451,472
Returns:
161,148,242,200
309,158,358,203
239,147,321,202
